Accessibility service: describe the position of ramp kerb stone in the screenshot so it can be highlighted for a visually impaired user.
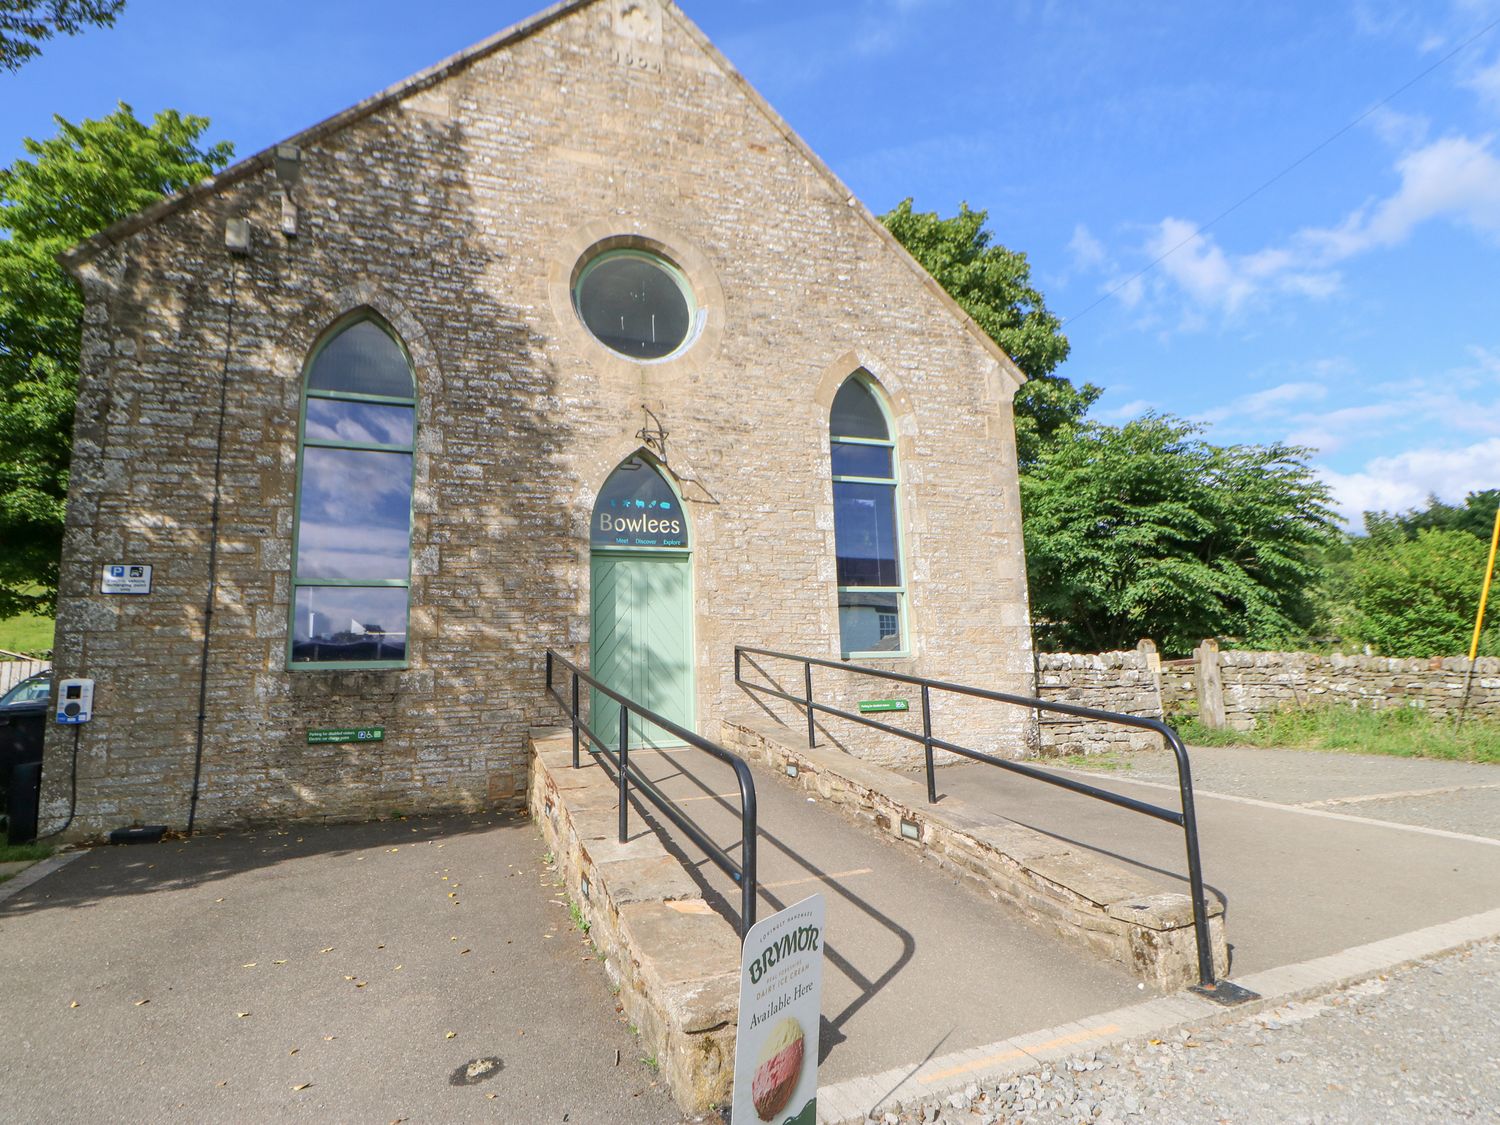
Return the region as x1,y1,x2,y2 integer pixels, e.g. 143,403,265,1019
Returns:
528,729,739,1112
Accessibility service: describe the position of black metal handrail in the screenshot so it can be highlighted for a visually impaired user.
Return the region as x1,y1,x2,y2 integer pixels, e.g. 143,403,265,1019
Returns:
545,650,758,939
734,644,1239,999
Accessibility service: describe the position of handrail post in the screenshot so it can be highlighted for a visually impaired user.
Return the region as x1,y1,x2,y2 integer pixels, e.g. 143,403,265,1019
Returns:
617,704,630,844
739,765,758,939
570,669,581,769
921,683,936,804
1167,729,1216,988
545,649,553,694
804,659,816,749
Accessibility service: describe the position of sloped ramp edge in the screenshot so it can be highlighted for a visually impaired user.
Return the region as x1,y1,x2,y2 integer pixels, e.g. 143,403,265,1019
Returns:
529,728,738,1113
722,715,1227,991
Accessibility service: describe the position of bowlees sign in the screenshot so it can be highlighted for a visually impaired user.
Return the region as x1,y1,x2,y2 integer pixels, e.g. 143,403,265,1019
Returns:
732,894,824,1125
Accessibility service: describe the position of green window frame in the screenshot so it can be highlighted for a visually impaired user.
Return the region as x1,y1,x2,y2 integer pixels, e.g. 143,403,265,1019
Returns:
830,374,908,658
287,315,417,670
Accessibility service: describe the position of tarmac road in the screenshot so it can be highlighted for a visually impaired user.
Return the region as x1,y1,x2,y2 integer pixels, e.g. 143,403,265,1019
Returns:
1,814,686,1124
938,746,1500,976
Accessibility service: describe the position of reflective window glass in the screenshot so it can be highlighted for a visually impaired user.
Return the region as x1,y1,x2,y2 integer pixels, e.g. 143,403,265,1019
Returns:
838,590,901,653
830,442,893,479
833,481,900,586
292,586,409,664
830,375,905,655
592,455,687,549
830,377,889,440
304,399,415,447
575,251,694,360
295,448,413,580
0,676,49,706
307,320,415,398
293,317,418,667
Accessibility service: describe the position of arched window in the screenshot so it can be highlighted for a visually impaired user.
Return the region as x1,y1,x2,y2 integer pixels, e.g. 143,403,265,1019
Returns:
830,374,905,656
289,317,416,668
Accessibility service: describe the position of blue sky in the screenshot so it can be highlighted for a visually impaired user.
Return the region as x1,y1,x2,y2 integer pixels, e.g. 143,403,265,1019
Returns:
5,0,1500,526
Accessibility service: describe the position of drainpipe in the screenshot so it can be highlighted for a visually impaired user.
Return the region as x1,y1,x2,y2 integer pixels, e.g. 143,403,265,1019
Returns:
187,220,246,833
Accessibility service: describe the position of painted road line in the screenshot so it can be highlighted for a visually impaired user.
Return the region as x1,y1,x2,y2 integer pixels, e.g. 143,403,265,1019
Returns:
673,791,742,803
1050,767,1500,847
761,867,873,891
1297,782,1500,808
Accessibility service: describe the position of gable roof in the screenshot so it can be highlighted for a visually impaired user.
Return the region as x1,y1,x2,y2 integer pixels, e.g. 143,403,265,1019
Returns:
60,0,1025,387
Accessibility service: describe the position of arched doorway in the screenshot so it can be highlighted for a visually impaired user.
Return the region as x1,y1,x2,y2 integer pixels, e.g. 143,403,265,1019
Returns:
590,454,694,747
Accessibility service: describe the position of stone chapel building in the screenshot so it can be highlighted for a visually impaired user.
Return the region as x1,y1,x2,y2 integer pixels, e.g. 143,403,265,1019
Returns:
41,0,1036,837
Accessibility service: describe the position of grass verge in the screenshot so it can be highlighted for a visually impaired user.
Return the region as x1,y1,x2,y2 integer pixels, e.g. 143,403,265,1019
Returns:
1052,751,1134,771
0,841,54,863
1176,705,1500,764
0,610,54,654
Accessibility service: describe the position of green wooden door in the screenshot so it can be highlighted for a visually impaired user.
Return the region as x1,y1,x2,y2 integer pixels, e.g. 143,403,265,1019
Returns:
590,551,693,749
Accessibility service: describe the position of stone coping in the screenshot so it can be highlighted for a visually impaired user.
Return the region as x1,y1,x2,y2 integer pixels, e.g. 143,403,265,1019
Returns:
722,715,1227,992
527,729,737,1113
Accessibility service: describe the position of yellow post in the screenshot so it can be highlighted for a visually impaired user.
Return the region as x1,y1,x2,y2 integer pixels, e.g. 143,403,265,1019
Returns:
1470,505,1500,661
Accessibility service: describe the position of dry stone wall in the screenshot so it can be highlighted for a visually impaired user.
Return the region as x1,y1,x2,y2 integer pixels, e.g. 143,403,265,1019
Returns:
1212,649,1500,730
1035,645,1165,755
1035,640,1500,746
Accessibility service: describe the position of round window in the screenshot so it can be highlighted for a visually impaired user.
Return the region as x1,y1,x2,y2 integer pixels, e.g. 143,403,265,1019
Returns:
573,249,696,360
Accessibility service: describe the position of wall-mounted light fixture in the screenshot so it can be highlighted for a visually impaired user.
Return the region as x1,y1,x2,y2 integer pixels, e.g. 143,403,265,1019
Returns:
225,217,251,256
899,818,921,841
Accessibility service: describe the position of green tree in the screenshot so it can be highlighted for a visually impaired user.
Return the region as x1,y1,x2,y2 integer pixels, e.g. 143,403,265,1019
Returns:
1363,489,1500,543
1345,528,1499,658
1,1,124,70
1020,415,1337,655
0,103,232,616
880,198,1101,465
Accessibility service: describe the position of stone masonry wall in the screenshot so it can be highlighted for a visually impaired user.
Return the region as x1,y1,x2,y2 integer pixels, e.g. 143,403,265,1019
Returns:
1035,645,1165,756
41,0,1035,837
1035,641,1500,744
1212,649,1500,731
1159,659,1196,716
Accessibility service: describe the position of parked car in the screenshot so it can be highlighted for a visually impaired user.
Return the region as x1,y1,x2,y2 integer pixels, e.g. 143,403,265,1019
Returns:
0,672,49,806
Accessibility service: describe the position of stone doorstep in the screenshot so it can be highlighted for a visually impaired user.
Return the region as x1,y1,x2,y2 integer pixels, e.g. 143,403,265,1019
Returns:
528,729,740,1113
722,715,1228,992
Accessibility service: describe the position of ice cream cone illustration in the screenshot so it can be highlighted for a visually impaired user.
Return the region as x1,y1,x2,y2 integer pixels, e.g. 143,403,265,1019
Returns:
751,1016,805,1121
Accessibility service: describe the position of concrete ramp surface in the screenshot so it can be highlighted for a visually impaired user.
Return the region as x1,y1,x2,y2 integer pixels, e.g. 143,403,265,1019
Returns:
619,743,1152,1085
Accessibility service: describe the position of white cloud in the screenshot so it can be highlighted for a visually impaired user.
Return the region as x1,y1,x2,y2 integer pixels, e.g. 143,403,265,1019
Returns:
1319,437,1500,526
1194,381,1328,426
1304,133,1500,257
1067,223,1108,270
1083,131,1500,326
1466,52,1500,112
1286,403,1404,454
1096,397,1155,422
1367,106,1432,150
1238,381,1329,415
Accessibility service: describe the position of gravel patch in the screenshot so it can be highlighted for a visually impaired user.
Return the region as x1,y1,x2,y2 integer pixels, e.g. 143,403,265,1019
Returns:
868,938,1500,1124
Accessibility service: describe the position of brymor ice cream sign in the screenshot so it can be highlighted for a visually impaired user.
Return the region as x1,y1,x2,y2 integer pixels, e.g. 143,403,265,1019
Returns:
732,894,825,1125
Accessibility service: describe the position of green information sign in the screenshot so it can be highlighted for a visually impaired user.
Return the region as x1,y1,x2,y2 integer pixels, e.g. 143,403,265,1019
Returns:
857,699,910,714
307,727,385,745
